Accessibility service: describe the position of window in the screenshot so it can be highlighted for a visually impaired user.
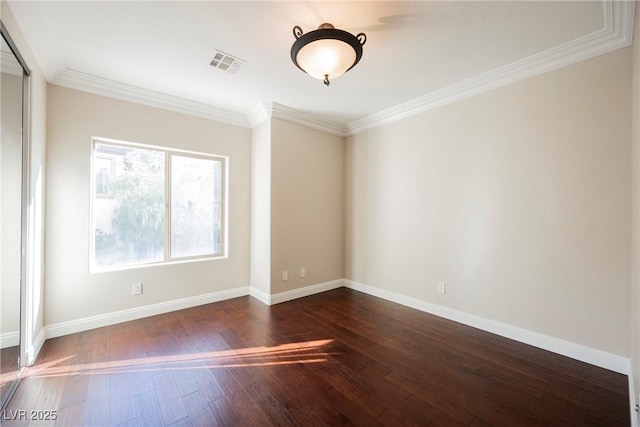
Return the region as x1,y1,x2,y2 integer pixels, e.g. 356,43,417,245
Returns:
91,138,226,270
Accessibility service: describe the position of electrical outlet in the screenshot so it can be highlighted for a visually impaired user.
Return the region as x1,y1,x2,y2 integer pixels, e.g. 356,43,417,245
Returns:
300,267,306,278
132,282,142,295
437,281,446,294
282,271,288,281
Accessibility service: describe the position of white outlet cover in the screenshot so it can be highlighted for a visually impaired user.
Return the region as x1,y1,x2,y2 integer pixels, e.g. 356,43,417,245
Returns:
132,282,143,295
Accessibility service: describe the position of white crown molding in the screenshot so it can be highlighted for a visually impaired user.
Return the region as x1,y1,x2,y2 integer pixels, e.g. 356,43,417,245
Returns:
345,0,636,136
247,102,272,128
52,68,250,128
248,101,347,137
46,1,634,138
269,103,347,137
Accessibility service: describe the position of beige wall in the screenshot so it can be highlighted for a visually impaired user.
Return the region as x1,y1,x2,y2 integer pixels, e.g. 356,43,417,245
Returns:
346,48,631,356
45,85,251,326
270,119,344,294
631,3,640,413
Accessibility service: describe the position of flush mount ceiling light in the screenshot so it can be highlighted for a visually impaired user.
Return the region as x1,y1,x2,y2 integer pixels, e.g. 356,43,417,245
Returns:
290,23,366,86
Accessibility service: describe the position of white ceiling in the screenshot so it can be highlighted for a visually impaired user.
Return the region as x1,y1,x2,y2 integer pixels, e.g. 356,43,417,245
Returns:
5,1,635,133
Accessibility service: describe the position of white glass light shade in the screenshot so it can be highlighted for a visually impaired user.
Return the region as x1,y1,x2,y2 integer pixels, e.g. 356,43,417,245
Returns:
291,23,366,86
294,39,357,81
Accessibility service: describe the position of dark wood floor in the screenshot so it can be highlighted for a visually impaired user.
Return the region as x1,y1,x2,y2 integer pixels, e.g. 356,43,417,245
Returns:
2,288,629,426
1,345,20,407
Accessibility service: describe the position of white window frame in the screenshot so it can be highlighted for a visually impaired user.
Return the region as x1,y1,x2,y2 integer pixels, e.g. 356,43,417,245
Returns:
90,137,228,273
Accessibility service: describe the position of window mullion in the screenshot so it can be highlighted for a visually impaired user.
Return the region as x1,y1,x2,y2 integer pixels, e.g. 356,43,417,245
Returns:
221,159,227,257
165,153,172,262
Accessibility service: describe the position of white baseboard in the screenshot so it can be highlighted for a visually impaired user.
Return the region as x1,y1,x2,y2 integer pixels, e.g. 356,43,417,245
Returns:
2,329,44,366
630,371,638,427
249,286,271,305
269,279,344,305
42,280,342,341
27,328,46,366
36,278,630,378
21,328,46,367
0,331,19,349
249,279,344,305
44,286,249,339
344,279,630,375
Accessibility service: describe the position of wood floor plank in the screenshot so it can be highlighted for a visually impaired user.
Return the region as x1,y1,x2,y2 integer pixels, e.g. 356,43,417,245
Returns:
244,380,299,426
208,388,270,426
207,395,240,426
3,288,630,426
82,373,110,426
109,372,135,426
133,389,164,426
292,397,357,427
152,371,189,425
57,368,90,410
182,390,219,427
54,401,85,426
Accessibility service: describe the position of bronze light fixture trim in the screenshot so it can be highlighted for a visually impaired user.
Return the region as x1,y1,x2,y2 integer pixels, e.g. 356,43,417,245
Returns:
290,23,366,86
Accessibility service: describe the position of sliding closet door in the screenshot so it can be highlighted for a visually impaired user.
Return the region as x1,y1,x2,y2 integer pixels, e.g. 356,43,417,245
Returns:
0,22,28,410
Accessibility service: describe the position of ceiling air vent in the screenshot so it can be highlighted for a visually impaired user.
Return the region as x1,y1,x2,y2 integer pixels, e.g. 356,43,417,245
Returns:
210,50,246,74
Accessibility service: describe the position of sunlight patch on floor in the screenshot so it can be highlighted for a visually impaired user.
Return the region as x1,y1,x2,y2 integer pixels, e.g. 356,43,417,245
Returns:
25,339,335,378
